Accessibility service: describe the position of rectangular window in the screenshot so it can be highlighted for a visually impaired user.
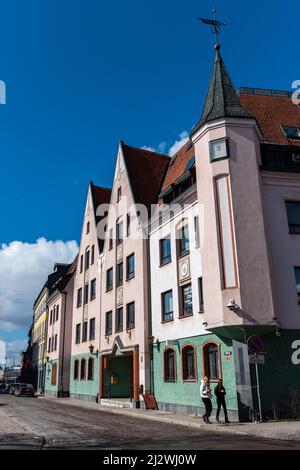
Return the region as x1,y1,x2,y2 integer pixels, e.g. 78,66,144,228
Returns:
90,278,96,300
54,334,58,351
82,321,88,342
127,213,131,236
180,283,193,317
56,305,59,322
109,228,113,250
126,302,135,329
160,236,171,265
84,284,89,304
80,254,83,273
48,338,51,353
106,268,113,291
105,311,113,335
198,277,204,313
86,221,90,234
116,219,123,244
115,308,123,332
91,245,95,265
51,336,54,352
85,250,90,270
282,126,300,139
116,262,123,287
117,187,122,202
77,288,82,308
295,267,300,297
89,318,95,340
179,224,190,256
162,290,173,322
50,310,53,325
286,202,300,234
126,254,135,280
194,216,200,248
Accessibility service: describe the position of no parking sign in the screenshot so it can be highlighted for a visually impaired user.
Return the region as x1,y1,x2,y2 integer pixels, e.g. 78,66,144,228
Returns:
247,335,264,354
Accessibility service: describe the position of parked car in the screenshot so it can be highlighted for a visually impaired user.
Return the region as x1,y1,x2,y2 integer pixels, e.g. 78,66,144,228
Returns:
14,383,35,397
9,383,20,395
0,383,10,394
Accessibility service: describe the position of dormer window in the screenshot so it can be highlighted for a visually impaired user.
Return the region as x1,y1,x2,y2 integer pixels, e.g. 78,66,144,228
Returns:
282,126,300,140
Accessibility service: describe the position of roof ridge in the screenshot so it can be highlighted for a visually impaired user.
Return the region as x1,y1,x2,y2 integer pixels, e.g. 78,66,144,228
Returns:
122,142,170,160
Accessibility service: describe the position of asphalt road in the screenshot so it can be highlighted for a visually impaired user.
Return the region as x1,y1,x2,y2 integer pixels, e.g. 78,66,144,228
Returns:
0,394,298,450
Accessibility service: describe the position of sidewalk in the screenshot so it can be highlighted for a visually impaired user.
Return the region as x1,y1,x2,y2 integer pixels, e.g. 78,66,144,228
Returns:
40,396,300,443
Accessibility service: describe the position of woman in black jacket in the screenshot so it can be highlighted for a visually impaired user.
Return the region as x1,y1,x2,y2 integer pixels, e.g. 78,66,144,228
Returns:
215,379,230,424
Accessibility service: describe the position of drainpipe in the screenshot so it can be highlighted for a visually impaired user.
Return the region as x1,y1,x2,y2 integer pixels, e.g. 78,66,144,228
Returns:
146,231,154,395
98,252,104,401
60,291,67,397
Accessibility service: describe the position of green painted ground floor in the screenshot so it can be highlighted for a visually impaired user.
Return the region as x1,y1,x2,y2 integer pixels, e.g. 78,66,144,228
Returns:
69,353,99,402
45,360,59,396
152,328,300,421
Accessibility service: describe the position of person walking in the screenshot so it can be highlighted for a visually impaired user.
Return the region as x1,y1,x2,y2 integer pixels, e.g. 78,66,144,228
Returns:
215,379,230,424
200,376,212,423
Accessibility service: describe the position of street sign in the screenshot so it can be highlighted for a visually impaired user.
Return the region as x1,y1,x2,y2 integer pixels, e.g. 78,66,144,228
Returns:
247,335,264,354
224,351,232,360
249,353,265,364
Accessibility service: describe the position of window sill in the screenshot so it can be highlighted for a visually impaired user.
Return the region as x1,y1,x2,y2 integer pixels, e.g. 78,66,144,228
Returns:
105,333,112,337
90,297,96,302
159,260,172,268
115,329,123,334
178,313,193,319
126,327,135,331
164,379,176,383
177,252,190,260
106,287,113,293
182,379,197,383
89,337,95,342
161,318,174,324
81,340,87,344
77,305,82,309
126,275,135,282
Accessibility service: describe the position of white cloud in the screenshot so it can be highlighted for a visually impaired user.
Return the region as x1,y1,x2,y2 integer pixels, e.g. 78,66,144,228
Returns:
0,238,78,336
143,130,190,157
168,131,189,156
1,339,28,365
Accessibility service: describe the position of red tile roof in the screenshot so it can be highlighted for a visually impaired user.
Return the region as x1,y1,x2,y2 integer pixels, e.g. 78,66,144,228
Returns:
160,140,195,193
240,93,300,147
122,143,170,210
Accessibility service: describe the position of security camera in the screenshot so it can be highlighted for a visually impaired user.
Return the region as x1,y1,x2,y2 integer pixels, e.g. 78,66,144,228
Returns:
227,299,239,311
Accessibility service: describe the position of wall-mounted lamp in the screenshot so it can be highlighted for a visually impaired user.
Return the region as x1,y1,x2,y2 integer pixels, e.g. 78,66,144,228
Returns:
226,299,240,311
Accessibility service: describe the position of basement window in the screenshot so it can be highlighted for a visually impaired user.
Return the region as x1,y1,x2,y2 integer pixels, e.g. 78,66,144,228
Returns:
282,126,300,139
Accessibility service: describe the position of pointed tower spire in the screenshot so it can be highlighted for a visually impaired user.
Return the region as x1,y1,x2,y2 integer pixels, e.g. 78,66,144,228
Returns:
191,44,253,136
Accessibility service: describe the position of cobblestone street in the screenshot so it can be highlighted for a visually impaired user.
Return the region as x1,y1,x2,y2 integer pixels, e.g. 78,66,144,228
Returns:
0,395,299,450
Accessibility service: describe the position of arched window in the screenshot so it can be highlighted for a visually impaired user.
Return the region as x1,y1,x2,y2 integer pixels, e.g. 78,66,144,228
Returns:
88,358,94,381
182,345,196,381
203,342,221,381
80,358,86,380
74,360,79,380
164,348,176,382
51,362,57,386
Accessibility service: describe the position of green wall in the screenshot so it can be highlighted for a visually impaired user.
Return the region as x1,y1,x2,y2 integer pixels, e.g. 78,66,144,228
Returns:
45,360,59,394
69,353,99,399
250,329,300,412
153,333,237,411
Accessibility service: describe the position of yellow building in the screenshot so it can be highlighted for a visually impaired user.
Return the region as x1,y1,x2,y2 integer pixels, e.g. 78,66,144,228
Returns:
32,286,48,393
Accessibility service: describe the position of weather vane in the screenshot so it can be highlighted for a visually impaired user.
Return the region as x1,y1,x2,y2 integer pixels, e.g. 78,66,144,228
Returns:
199,5,227,47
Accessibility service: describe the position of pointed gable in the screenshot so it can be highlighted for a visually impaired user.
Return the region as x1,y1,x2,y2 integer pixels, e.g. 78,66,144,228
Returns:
121,142,170,211
191,45,253,136
90,183,111,224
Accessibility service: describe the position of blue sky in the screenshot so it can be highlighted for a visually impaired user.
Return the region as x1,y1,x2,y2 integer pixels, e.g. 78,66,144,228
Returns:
0,0,297,362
